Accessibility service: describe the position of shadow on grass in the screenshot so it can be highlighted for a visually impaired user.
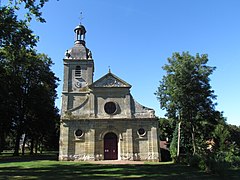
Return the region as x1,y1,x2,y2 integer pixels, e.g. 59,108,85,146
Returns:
0,154,58,163
2,161,239,180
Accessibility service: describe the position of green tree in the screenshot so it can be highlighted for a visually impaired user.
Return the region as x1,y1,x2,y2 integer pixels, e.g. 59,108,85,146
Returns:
0,61,11,153
227,124,240,149
18,52,59,155
158,118,175,141
155,52,217,160
0,6,59,155
0,6,36,153
213,123,229,151
5,0,51,22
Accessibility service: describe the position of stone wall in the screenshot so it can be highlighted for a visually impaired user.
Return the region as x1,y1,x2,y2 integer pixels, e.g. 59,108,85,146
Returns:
59,118,160,161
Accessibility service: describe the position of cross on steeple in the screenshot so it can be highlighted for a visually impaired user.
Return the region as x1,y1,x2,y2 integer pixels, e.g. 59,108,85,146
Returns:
79,12,84,25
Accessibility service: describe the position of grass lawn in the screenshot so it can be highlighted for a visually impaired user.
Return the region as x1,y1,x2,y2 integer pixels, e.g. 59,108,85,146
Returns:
0,155,239,179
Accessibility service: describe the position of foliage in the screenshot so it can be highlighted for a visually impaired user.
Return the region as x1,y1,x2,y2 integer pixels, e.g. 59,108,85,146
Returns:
227,124,240,149
5,0,51,22
213,124,230,151
158,118,175,141
169,124,178,162
155,51,217,159
188,123,240,174
189,154,203,169
0,5,59,154
211,123,240,170
155,52,216,119
156,52,240,175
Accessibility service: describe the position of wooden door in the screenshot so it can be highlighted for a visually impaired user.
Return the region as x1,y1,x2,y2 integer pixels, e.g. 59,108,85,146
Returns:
104,133,118,160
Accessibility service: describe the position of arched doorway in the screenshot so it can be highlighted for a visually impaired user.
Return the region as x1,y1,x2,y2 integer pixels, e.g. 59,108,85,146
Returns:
104,132,118,160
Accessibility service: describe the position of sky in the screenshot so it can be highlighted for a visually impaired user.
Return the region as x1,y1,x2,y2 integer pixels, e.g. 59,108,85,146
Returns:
12,0,240,125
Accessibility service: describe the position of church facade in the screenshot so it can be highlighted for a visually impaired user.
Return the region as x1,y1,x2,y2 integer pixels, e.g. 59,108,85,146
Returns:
59,24,160,161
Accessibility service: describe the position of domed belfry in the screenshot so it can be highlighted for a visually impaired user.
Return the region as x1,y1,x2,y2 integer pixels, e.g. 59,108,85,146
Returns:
59,23,160,161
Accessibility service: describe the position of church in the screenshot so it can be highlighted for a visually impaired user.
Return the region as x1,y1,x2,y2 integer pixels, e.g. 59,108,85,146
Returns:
59,23,160,161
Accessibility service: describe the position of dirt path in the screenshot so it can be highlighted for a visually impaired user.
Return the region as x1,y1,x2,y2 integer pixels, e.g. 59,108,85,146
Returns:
89,160,144,165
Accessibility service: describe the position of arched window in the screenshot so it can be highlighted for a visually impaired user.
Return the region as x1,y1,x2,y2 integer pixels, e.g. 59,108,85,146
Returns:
75,66,81,77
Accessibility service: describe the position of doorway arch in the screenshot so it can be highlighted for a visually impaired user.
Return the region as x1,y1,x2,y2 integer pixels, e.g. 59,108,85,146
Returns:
104,132,118,160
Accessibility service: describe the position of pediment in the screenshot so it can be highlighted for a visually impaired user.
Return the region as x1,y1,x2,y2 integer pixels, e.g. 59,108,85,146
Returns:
91,72,131,88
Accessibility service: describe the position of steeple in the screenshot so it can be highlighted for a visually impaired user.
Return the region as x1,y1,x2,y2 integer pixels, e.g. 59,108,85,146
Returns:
64,23,92,60
62,23,94,93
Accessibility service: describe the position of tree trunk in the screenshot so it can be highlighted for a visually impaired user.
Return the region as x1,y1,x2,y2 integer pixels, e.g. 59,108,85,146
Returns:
191,125,196,155
0,128,5,154
30,138,34,155
35,138,38,154
39,139,43,154
13,130,22,156
40,136,44,154
21,134,27,155
177,121,182,158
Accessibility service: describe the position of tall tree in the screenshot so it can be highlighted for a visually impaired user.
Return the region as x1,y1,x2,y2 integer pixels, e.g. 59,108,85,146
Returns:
155,52,217,159
0,6,36,153
0,6,59,155
23,52,59,154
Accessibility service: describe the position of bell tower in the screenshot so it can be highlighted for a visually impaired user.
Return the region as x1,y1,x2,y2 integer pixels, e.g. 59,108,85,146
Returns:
61,24,94,116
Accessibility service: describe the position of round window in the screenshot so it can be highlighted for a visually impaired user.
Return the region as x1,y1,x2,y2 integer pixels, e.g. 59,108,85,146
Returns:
104,102,117,115
137,128,146,136
75,129,83,137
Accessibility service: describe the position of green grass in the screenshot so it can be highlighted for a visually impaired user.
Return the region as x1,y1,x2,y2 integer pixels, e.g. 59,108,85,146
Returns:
0,155,239,179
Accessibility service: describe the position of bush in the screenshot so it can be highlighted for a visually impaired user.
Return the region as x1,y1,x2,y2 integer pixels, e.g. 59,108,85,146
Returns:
224,144,240,168
189,154,207,171
231,156,240,168
189,152,231,175
189,154,201,168
199,152,229,176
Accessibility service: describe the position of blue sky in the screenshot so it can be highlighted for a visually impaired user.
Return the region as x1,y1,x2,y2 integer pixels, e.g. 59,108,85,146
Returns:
16,0,240,125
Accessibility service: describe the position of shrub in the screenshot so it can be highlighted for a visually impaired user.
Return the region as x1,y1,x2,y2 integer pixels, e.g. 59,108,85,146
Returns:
169,126,178,162
224,144,240,168
204,152,229,176
189,154,208,171
189,154,201,168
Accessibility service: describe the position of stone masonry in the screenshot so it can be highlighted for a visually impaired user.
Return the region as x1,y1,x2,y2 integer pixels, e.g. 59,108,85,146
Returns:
59,23,160,161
